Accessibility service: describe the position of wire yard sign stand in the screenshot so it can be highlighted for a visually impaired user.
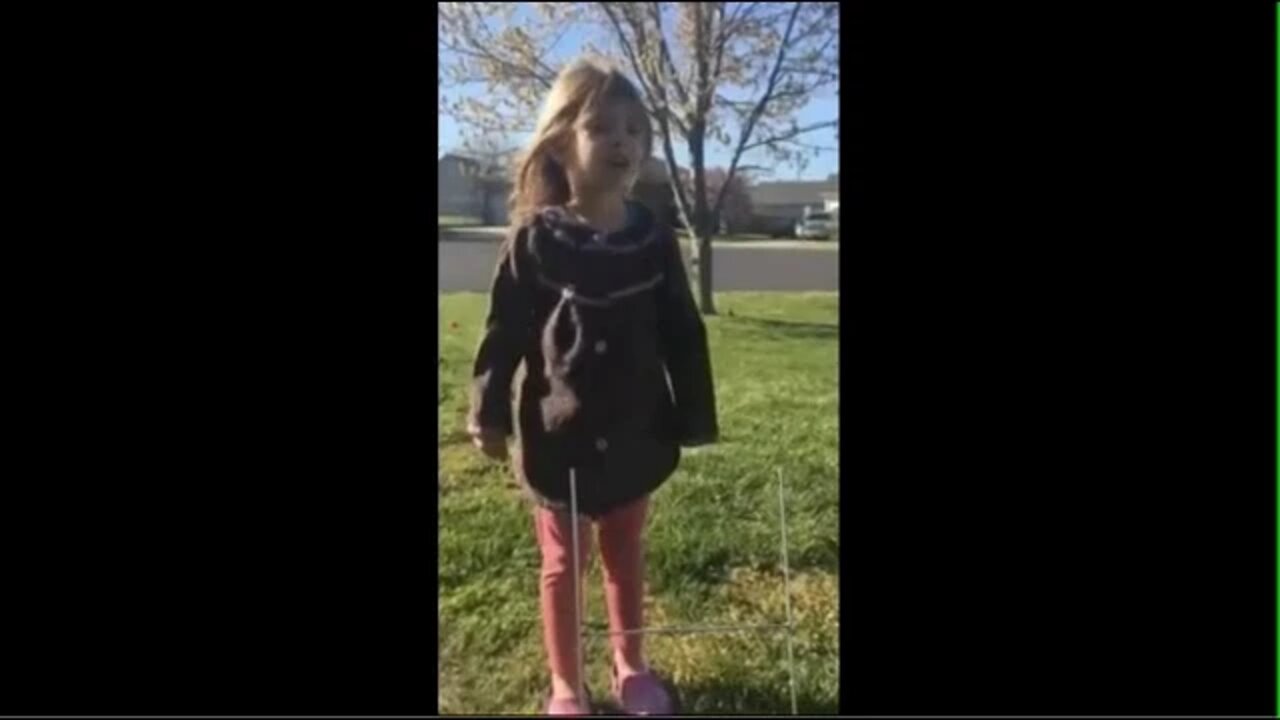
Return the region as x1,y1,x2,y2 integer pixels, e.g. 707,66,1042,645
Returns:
568,466,801,715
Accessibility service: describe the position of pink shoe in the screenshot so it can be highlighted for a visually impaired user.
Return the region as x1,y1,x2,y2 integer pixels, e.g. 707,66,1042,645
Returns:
611,666,675,715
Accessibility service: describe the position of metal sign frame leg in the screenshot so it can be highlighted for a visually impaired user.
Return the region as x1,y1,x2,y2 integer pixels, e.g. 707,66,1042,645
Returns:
569,466,587,705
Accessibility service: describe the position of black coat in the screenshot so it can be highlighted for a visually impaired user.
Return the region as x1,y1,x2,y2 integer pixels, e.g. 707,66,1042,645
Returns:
467,203,719,517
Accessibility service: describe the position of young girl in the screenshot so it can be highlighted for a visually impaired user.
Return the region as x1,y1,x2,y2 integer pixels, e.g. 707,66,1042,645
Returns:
466,57,718,716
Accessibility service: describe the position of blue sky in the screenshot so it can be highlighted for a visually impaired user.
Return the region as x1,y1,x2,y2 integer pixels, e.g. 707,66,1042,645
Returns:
438,8,839,181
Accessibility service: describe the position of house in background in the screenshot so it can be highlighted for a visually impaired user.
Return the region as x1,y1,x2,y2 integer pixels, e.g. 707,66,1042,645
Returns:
437,153,510,225
439,149,841,239
439,154,679,228
437,154,482,215
820,190,840,225
746,174,839,236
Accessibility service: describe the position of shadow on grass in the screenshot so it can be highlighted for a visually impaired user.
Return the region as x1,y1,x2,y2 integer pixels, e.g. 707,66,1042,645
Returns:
440,427,472,446
590,673,837,715
720,315,839,341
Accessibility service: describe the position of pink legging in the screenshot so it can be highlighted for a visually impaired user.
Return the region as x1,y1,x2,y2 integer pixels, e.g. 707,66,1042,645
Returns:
534,494,649,688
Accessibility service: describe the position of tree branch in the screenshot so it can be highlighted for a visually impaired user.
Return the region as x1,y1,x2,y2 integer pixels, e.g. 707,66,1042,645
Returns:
693,4,710,121
440,5,559,89
713,2,803,217
739,120,838,152
660,130,695,236
709,2,729,96
596,2,688,137
628,4,688,135
438,36,556,90
721,1,761,39
597,4,659,102
595,3,693,227
788,139,840,152
649,3,691,112
543,25,571,62
717,86,818,109
696,3,720,118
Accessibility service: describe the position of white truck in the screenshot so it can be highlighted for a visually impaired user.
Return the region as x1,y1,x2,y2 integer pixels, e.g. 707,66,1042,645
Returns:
795,207,835,240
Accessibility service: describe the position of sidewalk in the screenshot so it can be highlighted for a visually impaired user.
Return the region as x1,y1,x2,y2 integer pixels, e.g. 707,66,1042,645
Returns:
681,238,839,250
439,226,838,250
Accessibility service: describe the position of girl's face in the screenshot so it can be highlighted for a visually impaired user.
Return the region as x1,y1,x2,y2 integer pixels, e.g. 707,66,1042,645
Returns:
560,97,648,195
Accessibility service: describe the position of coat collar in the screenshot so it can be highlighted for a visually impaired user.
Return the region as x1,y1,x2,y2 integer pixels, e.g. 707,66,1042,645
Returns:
538,202,657,254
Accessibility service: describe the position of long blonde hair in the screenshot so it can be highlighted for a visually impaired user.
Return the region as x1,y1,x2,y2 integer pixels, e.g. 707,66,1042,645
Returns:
509,57,653,226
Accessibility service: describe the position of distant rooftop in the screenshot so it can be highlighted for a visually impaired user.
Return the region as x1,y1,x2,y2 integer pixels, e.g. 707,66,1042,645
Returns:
749,178,839,206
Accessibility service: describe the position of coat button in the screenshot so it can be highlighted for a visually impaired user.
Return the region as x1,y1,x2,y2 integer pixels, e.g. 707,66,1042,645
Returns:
595,437,609,452
594,340,608,354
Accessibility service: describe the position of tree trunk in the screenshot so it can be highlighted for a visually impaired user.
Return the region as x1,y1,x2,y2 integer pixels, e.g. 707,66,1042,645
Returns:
694,226,715,314
688,125,717,315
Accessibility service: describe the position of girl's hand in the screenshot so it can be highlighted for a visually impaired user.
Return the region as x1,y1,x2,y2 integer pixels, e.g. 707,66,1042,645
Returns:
468,424,508,460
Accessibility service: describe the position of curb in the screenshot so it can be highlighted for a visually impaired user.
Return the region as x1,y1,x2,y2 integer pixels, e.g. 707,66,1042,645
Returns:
438,232,838,250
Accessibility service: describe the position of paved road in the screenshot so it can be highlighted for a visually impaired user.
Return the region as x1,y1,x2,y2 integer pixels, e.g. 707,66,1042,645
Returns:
438,232,839,292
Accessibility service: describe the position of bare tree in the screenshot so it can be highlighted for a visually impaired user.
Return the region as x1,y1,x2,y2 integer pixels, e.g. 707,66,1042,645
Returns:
439,2,839,314
680,166,755,234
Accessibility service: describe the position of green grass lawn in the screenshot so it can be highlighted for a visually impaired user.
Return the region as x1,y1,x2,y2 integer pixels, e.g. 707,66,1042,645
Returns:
439,292,839,715
439,214,484,227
